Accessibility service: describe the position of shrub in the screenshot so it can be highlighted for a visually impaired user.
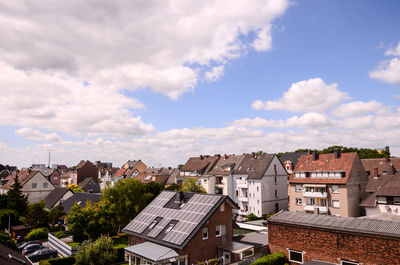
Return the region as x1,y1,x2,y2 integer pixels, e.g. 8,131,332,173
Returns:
75,236,116,265
25,227,49,241
54,231,66,239
251,252,288,265
247,213,259,221
113,245,126,263
39,256,76,265
0,231,18,251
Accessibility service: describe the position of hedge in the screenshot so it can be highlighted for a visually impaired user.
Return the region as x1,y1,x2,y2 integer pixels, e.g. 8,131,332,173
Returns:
25,227,49,241
251,252,288,265
39,256,75,265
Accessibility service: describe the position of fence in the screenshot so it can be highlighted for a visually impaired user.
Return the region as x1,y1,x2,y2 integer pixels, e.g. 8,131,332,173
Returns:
47,233,79,257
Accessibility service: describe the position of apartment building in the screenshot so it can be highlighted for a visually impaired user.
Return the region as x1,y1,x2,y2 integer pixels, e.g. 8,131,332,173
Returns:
289,152,368,217
179,155,220,184
232,153,288,217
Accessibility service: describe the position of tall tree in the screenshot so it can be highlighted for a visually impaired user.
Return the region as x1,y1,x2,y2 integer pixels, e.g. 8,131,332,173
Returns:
48,203,65,229
6,175,28,216
24,201,48,228
66,203,88,242
180,178,206,193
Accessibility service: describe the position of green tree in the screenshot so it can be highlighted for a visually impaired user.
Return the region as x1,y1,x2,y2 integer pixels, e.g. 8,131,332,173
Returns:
251,252,288,265
164,183,180,191
67,183,84,193
180,178,206,193
24,201,48,228
75,236,116,265
66,203,88,242
145,181,163,197
6,175,28,216
0,231,18,251
48,203,65,229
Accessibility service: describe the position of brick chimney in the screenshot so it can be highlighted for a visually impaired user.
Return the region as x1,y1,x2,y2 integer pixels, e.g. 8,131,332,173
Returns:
373,167,379,179
251,152,255,158
224,154,228,159
312,152,318,161
334,151,341,159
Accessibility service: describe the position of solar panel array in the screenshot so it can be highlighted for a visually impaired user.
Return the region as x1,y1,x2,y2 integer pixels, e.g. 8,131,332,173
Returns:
270,211,400,237
124,191,222,246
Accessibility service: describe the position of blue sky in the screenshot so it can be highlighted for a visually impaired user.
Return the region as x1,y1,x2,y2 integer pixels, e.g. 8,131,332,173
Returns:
0,0,399,168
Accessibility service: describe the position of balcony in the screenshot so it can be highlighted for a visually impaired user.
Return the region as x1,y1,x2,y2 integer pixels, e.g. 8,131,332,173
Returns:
304,205,328,213
303,191,328,198
238,196,248,202
237,183,247,189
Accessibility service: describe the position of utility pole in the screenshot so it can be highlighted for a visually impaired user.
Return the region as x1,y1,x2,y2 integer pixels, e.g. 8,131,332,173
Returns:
48,152,51,168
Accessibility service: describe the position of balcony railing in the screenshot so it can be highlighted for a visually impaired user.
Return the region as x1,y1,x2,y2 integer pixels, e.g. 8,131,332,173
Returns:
304,205,328,213
238,196,248,202
303,191,328,198
237,183,247,189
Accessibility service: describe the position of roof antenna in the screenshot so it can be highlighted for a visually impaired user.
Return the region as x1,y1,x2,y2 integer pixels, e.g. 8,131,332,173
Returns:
48,152,51,168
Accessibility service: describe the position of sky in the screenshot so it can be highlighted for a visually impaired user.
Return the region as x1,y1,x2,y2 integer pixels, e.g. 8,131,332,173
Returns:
1,0,400,168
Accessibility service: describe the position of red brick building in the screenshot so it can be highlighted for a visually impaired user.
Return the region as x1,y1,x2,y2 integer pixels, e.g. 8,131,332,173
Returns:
72,160,98,184
268,211,400,265
123,191,255,265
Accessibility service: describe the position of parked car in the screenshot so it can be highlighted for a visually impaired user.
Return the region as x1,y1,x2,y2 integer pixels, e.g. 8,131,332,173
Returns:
22,243,44,255
18,241,42,252
26,248,58,262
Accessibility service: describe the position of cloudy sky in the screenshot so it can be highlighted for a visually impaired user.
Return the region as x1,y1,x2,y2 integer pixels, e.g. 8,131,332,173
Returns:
1,0,400,168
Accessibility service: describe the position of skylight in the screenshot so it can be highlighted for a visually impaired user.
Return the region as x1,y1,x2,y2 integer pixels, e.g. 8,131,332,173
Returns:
145,175,152,181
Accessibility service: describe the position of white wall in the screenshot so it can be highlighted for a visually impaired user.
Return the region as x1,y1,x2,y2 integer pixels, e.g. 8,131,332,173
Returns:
23,172,55,204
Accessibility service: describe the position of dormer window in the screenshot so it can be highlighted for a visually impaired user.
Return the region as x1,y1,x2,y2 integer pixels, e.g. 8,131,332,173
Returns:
148,220,158,230
383,171,388,175
165,223,175,233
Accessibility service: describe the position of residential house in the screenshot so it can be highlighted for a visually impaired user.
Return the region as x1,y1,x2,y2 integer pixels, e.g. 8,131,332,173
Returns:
0,244,32,265
44,187,74,210
61,193,102,214
179,155,220,184
232,153,288,217
122,160,147,171
47,169,62,187
98,167,119,190
288,152,368,217
78,177,101,193
0,170,55,203
95,160,113,169
122,191,257,265
72,160,98,184
200,154,244,198
113,160,147,184
268,211,400,265
360,167,400,216
60,171,74,188
361,157,400,178
165,168,180,186
279,152,308,174
134,167,175,185
55,164,69,173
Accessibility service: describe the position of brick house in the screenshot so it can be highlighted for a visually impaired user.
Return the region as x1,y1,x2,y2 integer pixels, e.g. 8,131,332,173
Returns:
268,211,400,265
289,152,368,217
48,169,61,187
179,155,220,184
122,191,255,265
72,160,98,184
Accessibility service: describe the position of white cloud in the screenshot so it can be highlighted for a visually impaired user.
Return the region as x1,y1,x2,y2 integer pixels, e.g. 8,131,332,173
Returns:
369,57,400,84
252,78,349,112
331,100,387,118
0,0,289,100
205,66,225,82
15,128,62,142
385,41,400,56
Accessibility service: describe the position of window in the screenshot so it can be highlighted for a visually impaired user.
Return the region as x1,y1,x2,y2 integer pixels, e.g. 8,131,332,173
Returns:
295,185,302,192
202,227,208,239
257,186,259,192
236,190,239,197
332,185,339,194
204,179,207,183
43,183,48,188
165,223,175,233
320,199,327,207
377,196,387,204
383,170,388,175
274,176,277,184
32,183,37,188
275,190,278,198
220,203,225,211
358,184,361,190
215,225,221,237
288,250,303,263
257,199,259,205
54,177,58,180
257,210,260,215
332,200,340,208
295,172,306,178
296,198,302,205
148,220,158,230
395,197,400,205
286,165,290,171
341,260,359,265
274,164,277,175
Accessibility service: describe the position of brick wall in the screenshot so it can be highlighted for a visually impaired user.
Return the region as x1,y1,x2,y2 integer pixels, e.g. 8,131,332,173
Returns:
268,222,400,265
129,200,234,265
76,162,98,184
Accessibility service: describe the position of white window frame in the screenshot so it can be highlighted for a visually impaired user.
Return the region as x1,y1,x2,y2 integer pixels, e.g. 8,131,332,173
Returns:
295,185,302,192
202,227,208,240
332,200,340,208
296,198,302,205
332,185,339,194
32,183,37,189
395,197,400,205
341,260,359,265
288,249,303,263
377,196,387,204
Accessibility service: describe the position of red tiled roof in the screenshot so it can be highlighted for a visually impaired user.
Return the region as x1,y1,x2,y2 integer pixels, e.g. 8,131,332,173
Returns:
1,170,41,190
114,168,127,178
362,158,400,177
181,155,220,173
289,152,358,184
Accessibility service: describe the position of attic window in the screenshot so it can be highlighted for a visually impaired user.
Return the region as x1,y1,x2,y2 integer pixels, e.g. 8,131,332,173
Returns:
148,220,158,230
145,175,152,181
165,223,175,233
383,171,388,175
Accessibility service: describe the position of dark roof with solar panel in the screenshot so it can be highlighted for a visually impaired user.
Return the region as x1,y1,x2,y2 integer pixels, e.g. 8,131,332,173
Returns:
122,191,238,249
269,211,400,238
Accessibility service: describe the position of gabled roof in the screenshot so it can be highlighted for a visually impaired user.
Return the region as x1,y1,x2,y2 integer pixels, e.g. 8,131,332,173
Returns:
61,193,102,214
361,157,400,176
289,152,358,184
269,211,400,238
75,160,95,170
123,191,238,250
114,168,127,178
234,154,275,179
33,167,54,177
206,155,245,176
279,152,307,166
1,170,44,190
44,188,72,209
0,244,32,265
181,155,220,173
78,178,101,193
375,172,400,197
166,169,180,185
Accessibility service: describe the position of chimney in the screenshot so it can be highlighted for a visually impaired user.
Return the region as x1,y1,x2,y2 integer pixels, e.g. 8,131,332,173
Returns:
200,155,203,160
224,154,228,159
334,151,341,159
312,152,318,161
251,152,255,158
373,167,378,178
178,191,185,202
385,146,390,154
385,156,389,163
389,164,396,175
